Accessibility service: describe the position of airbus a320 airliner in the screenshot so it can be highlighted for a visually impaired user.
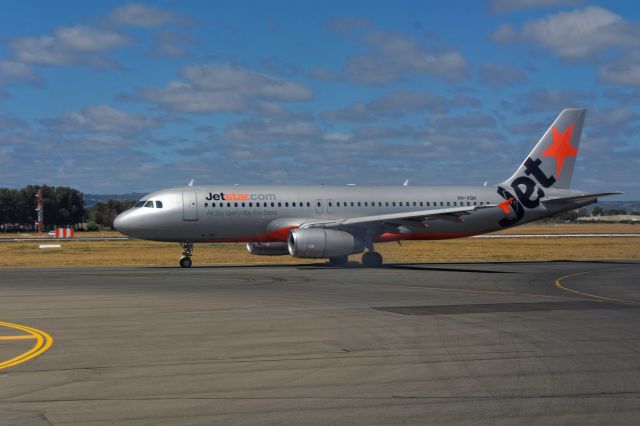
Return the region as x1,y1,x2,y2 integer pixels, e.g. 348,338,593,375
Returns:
114,109,620,268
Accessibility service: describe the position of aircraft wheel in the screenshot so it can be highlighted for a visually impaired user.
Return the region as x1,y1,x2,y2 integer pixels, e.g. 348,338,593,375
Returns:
362,251,383,267
329,255,348,266
179,256,192,268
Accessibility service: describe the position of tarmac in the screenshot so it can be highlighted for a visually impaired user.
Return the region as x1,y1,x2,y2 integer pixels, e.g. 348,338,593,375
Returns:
0,260,639,425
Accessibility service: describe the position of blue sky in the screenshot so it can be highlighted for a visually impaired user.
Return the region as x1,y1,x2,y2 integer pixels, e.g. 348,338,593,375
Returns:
0,0,638,198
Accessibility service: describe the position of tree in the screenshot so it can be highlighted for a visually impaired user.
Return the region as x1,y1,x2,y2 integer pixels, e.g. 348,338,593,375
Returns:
87,199,135,229
592,206,603,216
0,185,85,228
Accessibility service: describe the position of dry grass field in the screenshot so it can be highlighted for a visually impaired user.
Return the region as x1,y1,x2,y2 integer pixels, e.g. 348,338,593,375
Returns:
0,223,637,268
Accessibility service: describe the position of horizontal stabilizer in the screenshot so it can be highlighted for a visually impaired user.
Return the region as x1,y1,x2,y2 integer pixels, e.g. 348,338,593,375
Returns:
541,192,623,206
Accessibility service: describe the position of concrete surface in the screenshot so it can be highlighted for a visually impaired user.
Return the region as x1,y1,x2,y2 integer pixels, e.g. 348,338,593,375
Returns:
0,260,639,425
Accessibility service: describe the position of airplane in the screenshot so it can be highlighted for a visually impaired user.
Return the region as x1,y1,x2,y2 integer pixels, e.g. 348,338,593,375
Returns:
113,109,621,268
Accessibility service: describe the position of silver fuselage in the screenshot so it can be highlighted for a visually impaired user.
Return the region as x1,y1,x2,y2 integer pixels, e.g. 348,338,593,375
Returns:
113,185,588,243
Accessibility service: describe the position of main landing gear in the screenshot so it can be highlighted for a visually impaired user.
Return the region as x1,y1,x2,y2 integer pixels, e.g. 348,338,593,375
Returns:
180,242,193,268
361,250,383,267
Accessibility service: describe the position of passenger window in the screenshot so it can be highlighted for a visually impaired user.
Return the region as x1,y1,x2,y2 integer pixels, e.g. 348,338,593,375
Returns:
364,202,367,207
227,202,231,207
419,202,423,207
317,201,321,207
249,202,253,207
385,202,389,206
328,202,332,207
413,202,417,207
392,202,396,206
155,201,163,208
378,202,382,206
440,202,444,206
234,202,238,207
144,201,154,208
278,202,281,207
467,201,471,206
351,202,354,207
292,202,296,207
399,202,403,207
285,202,289,207
357,202,361,207
447,202,450,206
241,202,245,207
474,201,477,206
271,202,275,207
453,202,457,206
204,202,208,207
426,202,430,207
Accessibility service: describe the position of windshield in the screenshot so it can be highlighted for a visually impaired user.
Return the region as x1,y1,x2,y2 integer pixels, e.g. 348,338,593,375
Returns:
134,200,146,208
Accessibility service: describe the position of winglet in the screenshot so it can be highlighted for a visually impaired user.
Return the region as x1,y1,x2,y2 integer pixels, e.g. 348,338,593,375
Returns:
498,198,514,215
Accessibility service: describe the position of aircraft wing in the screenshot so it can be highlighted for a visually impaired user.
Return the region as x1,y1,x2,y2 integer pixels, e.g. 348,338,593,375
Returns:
301,203,506,230
541,192,623,207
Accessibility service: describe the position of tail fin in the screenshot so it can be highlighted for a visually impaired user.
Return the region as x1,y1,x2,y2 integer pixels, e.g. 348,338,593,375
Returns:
502,109,586,189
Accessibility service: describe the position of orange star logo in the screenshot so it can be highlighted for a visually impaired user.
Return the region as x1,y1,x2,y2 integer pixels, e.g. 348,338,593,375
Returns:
542,123,577,177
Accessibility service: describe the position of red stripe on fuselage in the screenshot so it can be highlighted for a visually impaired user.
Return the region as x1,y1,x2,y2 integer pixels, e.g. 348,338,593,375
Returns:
204,226,298,243
203,226,477,243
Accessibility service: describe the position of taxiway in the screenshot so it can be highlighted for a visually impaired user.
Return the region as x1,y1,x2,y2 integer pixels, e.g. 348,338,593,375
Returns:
0,261,639,425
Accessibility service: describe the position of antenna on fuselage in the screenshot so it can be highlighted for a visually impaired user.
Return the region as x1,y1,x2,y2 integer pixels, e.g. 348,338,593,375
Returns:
188,179,194,187
483,181,488,187
403,179,409,186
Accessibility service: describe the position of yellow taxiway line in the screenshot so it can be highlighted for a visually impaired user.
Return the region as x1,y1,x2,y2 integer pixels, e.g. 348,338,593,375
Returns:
0,322,53,370
554,268,640,306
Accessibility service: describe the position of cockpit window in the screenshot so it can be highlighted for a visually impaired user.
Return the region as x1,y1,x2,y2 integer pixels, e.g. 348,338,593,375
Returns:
155,201,163,208
134,201,145,208
144,200,154,208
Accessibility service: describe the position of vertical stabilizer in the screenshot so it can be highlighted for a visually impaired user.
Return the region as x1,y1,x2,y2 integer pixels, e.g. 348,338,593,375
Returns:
502,109,586,189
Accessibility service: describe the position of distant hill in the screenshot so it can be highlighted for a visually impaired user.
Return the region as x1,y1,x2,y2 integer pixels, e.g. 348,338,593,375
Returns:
586,200,640,213
84,193,147,207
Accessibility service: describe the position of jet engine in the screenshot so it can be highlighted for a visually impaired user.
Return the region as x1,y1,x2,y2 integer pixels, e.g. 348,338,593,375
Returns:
287,228,364,258
246,242,289,256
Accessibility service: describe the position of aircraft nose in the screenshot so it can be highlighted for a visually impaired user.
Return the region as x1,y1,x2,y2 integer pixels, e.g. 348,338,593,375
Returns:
113,211,132,235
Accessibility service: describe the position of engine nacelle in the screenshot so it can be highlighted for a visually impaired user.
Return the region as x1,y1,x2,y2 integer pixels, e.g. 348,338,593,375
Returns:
287,228,364,258
246,242,289,256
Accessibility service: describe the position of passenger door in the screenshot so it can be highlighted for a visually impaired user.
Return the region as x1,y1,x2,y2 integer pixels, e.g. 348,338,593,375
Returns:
182,191,199,221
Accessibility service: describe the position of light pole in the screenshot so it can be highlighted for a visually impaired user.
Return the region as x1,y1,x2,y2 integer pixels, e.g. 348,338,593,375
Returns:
36,188,43,235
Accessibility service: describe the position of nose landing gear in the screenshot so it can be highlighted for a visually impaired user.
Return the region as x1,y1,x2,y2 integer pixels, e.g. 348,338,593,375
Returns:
180,242,193,268
361,251,383,267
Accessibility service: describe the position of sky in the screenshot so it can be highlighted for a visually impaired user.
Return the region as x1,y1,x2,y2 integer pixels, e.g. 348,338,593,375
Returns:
0,0,638,199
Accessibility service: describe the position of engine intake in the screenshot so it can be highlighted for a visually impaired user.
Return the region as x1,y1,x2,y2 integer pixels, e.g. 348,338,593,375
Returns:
287,228,364,258
246,242,289,256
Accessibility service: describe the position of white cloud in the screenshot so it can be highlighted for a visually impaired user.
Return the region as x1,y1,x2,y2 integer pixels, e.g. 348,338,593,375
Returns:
110,3,176,28
343,29,468,84
321,91,448,122
497,6,640,59
138,63,312,113
222,117,319,143
489,0,583,14
490,24,518,43
9,25,130,66
599,51,640,86
478,63,527,86
41,105,163,134
0,60,39,84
